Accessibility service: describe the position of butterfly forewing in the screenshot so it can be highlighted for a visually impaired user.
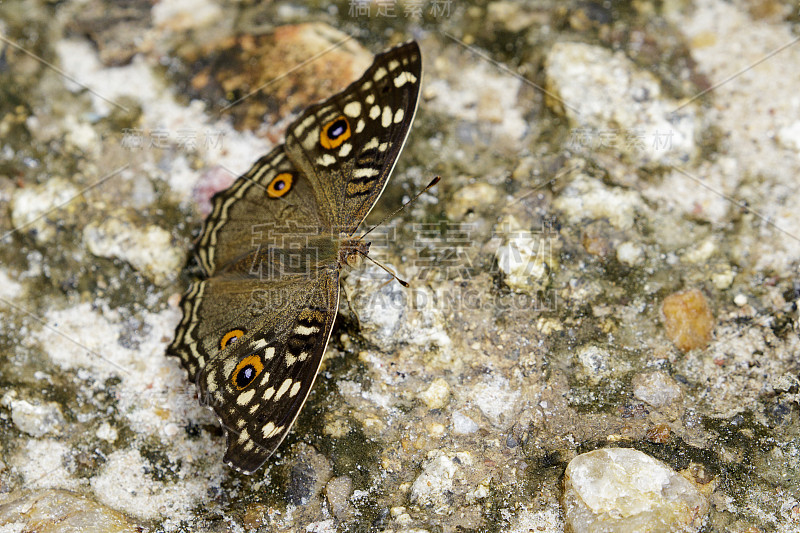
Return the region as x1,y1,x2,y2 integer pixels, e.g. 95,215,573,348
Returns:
195,146,326,276
285,41,422,234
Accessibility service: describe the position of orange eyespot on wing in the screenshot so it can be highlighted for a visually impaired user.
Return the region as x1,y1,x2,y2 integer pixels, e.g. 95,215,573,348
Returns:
232,354,265,390
320,116,351,149
220,329,246,349
267,173,293,198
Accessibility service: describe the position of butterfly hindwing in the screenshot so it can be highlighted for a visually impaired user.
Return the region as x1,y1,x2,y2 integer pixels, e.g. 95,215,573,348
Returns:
284,41,422,233
198,273,340,474
167,275,315,382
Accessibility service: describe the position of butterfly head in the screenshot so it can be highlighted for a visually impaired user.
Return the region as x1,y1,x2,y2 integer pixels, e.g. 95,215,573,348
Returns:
338,236,370,269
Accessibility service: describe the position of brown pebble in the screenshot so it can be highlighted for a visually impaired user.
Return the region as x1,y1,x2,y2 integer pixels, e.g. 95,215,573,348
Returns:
582,232,610,257
661,289,714,352
646,424,671,444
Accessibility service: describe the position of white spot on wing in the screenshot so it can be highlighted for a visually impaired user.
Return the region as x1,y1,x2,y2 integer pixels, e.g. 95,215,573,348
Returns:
299,115,316,133
355,119,365,133
274,379,293,401
237,389,255,406
339,143,352,157
264,347,276,360
237,428,249,443
295,325,320,336
366,94,375,104
317,154,336,167
263,386,275,400
394,108,404,124
223,359,236,378
394,71,417,87
251,339,268,350
370,105,380,120
290,381,302,397
344,101,361,117
382,106,392,128
302,130,318,151
374,67,387,81
262,421,275,439
353,167,380,178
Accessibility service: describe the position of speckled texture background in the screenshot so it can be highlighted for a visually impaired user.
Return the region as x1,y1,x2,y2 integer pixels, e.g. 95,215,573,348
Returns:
0,0,799,531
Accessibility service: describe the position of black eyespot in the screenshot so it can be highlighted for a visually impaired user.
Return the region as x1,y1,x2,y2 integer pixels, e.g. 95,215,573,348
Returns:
235,365,256,388
320,116,351,149
221,329,245,349
328,119,347,139
232,354,264,390
267,173,293,198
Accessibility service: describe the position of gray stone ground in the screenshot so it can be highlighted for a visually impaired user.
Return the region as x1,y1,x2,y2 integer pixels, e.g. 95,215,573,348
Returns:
0,0,799,531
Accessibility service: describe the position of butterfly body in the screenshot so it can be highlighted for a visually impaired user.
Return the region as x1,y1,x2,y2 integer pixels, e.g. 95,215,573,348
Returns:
167,41,422,474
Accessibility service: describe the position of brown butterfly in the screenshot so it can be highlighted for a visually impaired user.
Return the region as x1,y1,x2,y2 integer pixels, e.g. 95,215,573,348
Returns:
167,41,422,473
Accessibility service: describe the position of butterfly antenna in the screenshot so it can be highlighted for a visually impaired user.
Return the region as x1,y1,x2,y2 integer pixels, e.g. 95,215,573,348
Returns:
357,250,410,287
360,176,440,239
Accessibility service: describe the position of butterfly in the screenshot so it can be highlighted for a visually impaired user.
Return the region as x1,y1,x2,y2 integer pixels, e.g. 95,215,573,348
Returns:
167,41,422,474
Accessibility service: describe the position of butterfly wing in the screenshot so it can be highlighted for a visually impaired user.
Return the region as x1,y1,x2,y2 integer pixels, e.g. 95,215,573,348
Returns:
195,145,326,276
198,273,339,474
284,41,422,234
168,275,312,383
168,145,329,379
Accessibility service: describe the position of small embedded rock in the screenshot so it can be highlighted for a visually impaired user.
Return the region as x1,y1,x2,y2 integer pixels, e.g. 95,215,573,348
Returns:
575,345,621,382
84,216,185,286
632,372,682,408
285,443,332,506
410,451,471,513
545,42,699,168
419,378,450,410
0,489,142,532
452,411,479,434
495,216,554,294
661,289,715,352
471,375,520,427
616,241,644,267
10,177,80,243
5,396,65,438
325,475,353,521
445,181,500,220
553,174,642,230
562,448,709,532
